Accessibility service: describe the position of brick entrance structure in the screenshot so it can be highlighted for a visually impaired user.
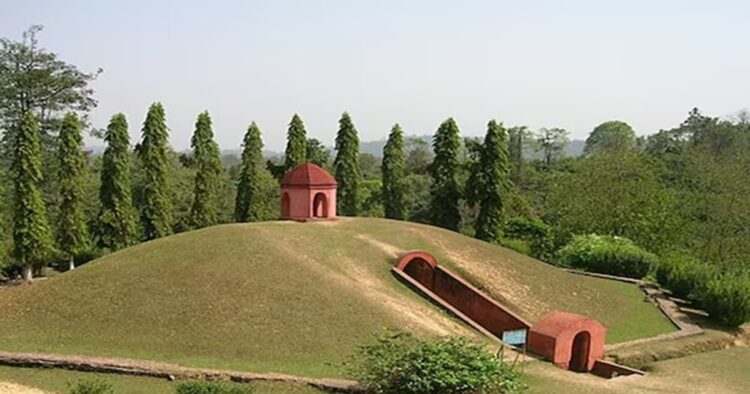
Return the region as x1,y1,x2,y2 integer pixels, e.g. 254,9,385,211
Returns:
280,163,337,220
526,311,606,372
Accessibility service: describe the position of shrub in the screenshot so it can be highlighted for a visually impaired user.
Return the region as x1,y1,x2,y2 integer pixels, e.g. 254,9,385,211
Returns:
694,272,750,327
499,238,531,256
68,379,114,394
655,254,716,300
175,381,254,394
347,330,524,394
502,217,553,259
557,234,658,279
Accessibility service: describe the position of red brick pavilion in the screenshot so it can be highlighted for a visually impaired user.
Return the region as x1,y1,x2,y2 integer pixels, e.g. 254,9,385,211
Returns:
280,163,337,220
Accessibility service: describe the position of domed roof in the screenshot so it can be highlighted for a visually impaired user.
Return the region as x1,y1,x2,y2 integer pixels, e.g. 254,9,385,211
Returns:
281,163,337,187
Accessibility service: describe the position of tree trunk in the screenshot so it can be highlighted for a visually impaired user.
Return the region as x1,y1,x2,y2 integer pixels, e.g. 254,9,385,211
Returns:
68,255,76,271
21,266,33,282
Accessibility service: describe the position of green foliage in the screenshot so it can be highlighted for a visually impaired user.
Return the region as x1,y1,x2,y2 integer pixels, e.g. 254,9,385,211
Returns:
347,330,524,394
503,217,553,260
189,111,223,229
96,114,137,250
284,114,307,171
11,111,54,273
584,121,636,155
137,102,173,240
655,254,715,300
695,272,750,327
334,112,361,216
533,127,569,169
67,378,114,394
544,152,677,253
430,118,462,231
56,112,91,264
359,179,384,218
473,120,510,242
235,122,275,222
175,381,254,394
557,234,658,279
382,124,406,219
0,25,100,137
306,138,331,169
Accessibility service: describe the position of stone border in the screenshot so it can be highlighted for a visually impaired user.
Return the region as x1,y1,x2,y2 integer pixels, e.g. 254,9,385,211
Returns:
0,351,362,393
563,269,704,350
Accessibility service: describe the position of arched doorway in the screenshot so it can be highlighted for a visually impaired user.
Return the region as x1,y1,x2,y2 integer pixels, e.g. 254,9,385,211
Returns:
281,192,291,218
569,331,591,372
313,192,328,218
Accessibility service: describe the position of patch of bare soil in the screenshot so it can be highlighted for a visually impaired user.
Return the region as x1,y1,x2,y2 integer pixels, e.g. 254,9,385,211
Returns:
354,234,404,258
0,382,47,394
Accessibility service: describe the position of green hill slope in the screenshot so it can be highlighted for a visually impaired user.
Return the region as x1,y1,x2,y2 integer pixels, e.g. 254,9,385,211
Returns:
0,218,674,377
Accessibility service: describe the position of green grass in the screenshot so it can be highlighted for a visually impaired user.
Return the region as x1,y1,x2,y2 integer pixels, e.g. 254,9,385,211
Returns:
0,366,323,393
0,218,674,378
522,346,750,394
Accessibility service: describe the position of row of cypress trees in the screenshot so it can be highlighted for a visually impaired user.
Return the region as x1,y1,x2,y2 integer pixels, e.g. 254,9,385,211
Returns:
380,118,510,242
9,105,507,280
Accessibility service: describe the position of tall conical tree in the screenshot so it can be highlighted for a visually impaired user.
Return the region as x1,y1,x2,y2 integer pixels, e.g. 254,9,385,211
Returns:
97,113,137,250
334,112,361,216
138,103,172,240
382,123,406,220
430,118,462,231
474,120,510,241
188,111,223,229
56,112,90,270
11,111,54,281
235,122,265,222
284,114,307,171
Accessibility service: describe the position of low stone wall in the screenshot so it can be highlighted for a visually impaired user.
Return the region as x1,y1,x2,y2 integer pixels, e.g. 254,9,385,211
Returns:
0,351,362,393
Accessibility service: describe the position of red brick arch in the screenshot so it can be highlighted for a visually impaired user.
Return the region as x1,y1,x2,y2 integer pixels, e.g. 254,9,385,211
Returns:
527,311,606,371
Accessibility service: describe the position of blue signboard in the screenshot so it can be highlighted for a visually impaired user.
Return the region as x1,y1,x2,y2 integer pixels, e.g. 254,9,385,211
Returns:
502,329,527,346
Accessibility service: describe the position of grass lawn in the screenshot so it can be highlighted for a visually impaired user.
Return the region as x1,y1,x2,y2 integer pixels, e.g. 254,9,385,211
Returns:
522,346,750,394
0,218,674,378
0,366,324,394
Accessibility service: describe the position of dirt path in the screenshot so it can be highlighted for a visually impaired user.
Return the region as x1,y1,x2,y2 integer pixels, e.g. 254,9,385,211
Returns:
0,351,361,392
0,382,47,394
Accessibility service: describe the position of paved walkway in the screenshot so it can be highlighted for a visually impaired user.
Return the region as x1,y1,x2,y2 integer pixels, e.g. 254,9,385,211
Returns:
0,351,361,392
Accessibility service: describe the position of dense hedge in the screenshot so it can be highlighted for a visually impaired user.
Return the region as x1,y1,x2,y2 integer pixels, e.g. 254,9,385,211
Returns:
175,381,253,394
655,254,714,300
502,217,554,260
557,234,657,278
696,272,750,327
347,330,524,394
68,379,114,394
656,254,750,327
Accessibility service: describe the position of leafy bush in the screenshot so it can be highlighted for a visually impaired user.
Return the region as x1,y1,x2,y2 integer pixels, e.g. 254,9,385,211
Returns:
655,254,716,300
503,217,554,259
694,272,750,327
175,381,254,394
68,379,114,394
557,234,658,279
347,330,524,394
499,238,531,256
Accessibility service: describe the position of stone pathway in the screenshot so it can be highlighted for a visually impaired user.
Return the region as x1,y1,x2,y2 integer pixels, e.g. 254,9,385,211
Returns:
0,351,361,392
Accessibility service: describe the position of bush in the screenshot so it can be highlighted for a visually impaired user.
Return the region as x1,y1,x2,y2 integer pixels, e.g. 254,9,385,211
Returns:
694,272,750,327
503,217,554,259
68,379,114,394
499,238,531,256
655,254,716,300
557,234,658,279
347,330,524,394
175,381,254,394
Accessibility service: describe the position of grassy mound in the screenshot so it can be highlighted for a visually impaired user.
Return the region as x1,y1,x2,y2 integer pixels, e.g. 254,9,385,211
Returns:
0,218,674,377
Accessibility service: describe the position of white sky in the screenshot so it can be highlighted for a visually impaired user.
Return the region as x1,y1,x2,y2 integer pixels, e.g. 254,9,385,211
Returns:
4,0,749,151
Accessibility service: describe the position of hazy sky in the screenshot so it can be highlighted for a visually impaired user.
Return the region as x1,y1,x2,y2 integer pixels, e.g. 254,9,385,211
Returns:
3,0,749,151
